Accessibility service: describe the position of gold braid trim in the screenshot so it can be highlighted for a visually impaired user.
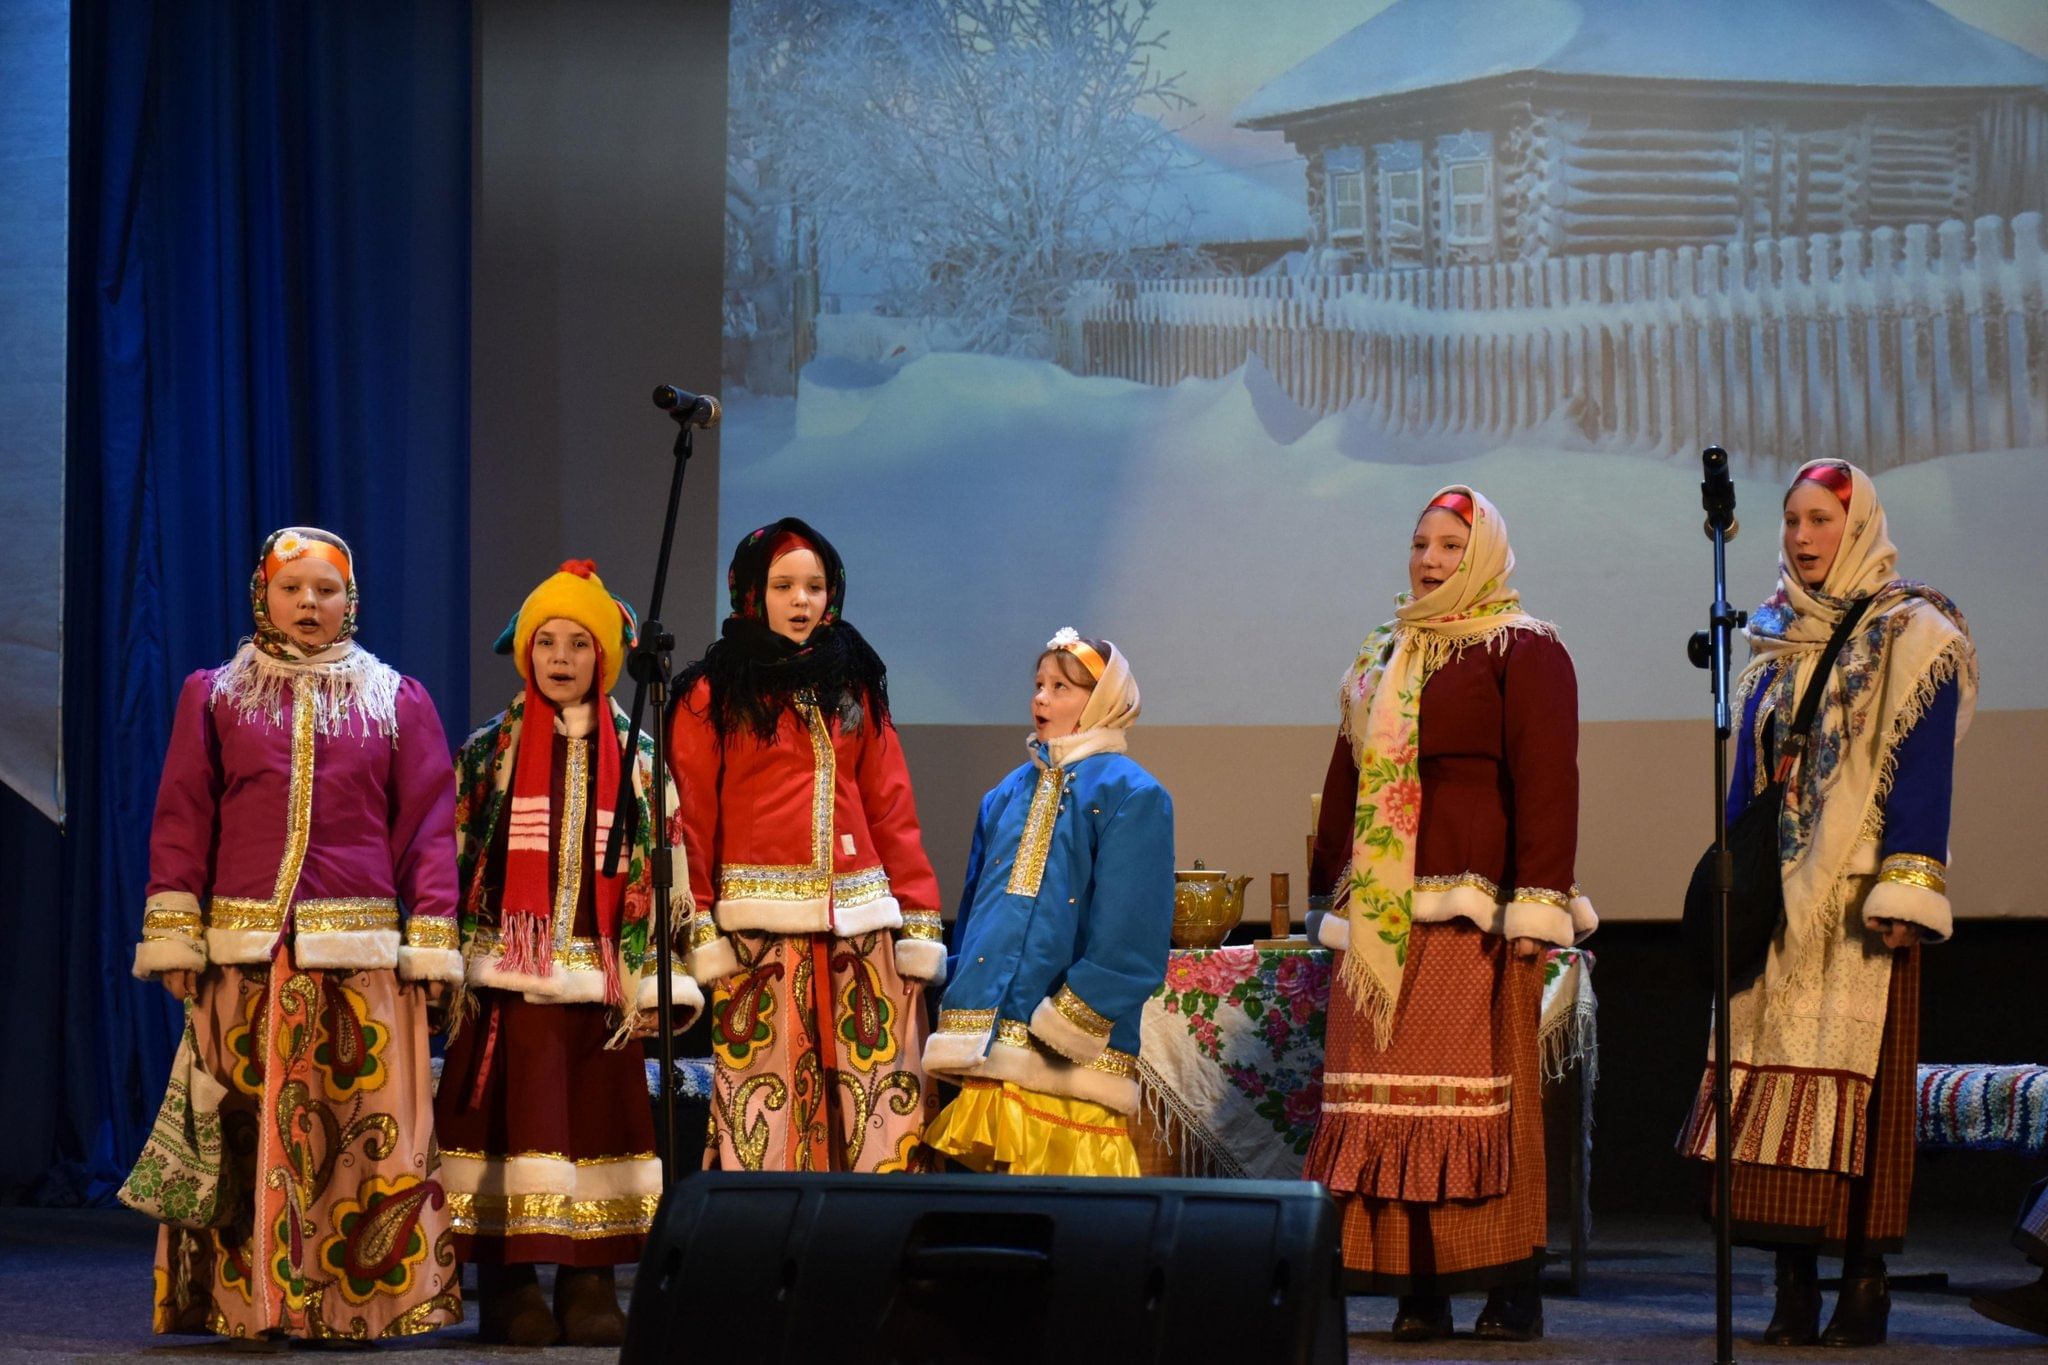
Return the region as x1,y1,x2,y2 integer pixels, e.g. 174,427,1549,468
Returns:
899,911,944,942
1052,984,1113,1038
1879,853,1947,895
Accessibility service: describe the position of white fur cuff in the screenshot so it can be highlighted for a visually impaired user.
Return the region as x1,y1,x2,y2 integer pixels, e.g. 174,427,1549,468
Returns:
397,946,466,984
1311,910,1349,951
206,926,280,965
1569,893,1599,944
133,936,206,979
1028,994,1109,1066
293,928,402,971
1504,897,1575,947
689,933,742,986
635,972,706,1030
1865,878,1953,944
895,936,946,986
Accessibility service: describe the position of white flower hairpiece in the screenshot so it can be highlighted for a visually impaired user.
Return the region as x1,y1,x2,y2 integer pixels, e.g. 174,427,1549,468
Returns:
272,530,307,561
1046,626,1082,649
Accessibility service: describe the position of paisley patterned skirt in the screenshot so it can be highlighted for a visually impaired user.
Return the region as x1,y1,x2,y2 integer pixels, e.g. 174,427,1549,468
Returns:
150,956,460,1341
706,930,934,1173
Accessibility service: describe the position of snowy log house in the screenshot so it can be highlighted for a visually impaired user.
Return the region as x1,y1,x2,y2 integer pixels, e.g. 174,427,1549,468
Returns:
1062,0,2048,468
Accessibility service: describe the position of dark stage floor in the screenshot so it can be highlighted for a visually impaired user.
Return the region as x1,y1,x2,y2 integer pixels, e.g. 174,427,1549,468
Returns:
4,1207,2047,1361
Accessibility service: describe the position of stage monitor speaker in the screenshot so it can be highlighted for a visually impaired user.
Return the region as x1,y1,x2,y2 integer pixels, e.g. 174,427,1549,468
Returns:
621,1171,1344,1364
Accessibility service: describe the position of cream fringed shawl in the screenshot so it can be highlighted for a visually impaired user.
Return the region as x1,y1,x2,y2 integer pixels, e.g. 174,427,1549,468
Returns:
1685,460,1975,1173
1335,485,1555,1046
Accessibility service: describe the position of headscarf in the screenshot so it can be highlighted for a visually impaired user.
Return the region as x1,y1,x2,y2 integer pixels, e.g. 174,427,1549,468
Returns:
491,560,639,1002
676,517,890,742
1034,628,1140,769
1740,460,1977,955
1335,486,1553,1042
212,525,399,735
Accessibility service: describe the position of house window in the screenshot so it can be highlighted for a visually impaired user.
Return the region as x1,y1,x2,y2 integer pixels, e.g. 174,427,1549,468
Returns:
1444,158,1493,244
1324,146,1365,239
1380,168,1424,260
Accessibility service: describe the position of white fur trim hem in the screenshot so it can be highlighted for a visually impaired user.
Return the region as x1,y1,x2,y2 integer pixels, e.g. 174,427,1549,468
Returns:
1312,910,1349,951
468,957,611,1004
1503,898,1574,947
1412,883,1505,935
634,972,705,1029
970,1040,1140,1114
437,1152,662,1201
894,937,946,985
397,946,465,983
292,929,401,971
133,937,206,979
1864,879,1953,944
1029,995,1109,1065
714,895,905,937
206,927,281,964
689,934,742,986
922,1026,993,1075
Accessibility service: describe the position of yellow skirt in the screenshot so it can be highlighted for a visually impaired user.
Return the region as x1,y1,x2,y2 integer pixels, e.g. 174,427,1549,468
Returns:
924,1079,1139,1177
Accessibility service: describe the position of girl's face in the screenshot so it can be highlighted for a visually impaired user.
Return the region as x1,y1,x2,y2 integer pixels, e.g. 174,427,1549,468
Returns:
765,548,828,644
1408,507,1469,600
532,618,597,706
1032,655,1094,741
1783,481,1847,589
265,558,348,651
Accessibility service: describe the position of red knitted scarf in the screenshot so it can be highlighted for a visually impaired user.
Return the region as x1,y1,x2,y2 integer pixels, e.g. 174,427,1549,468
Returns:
496,657,626,1004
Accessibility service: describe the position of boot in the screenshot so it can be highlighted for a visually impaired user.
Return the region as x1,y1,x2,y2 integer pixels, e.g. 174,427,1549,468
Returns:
1820,1255,1890,1349
1388,1293,1453,1342
1472,1278,1543,1342
1762,1248,1821,1346
477,1261,560,1347
1972,1267,2048,1338
554,1265,628,1348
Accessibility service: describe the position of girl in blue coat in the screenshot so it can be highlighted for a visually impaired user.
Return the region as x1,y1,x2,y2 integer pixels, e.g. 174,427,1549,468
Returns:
922,630,1174,1175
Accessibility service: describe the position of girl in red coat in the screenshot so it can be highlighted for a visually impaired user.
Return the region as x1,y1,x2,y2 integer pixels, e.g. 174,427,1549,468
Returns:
1306,487,1594,1342
669,518,943,1172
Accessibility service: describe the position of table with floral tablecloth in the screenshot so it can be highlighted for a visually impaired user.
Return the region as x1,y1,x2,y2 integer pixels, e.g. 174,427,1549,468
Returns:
1136,944,1597,1181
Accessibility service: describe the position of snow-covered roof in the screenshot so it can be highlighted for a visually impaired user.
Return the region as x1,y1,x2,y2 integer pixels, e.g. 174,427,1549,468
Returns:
1237,0,2048,127
1128,131,1306,247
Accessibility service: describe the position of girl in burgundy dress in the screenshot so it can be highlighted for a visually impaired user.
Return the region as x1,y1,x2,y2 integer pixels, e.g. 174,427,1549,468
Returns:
436,560,698,1346
1305,487,1594,1343
133,527,464,1344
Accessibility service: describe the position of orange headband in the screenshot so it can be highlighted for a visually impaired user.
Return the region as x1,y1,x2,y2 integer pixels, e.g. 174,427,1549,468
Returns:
264,533,352,582
1049,631,1107,681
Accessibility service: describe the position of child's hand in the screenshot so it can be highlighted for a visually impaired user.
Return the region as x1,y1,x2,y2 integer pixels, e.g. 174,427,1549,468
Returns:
1510,936,1543,962
160,969,197,1002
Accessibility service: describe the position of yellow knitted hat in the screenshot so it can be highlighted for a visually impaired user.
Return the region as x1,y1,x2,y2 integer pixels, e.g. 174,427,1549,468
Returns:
496,559,635,694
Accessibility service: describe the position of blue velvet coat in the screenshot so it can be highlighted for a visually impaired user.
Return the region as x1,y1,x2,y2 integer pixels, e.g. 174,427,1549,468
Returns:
936,745,1174,1063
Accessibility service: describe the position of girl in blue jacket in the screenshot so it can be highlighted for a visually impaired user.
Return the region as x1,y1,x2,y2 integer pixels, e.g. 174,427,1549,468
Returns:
922,630,1174,1175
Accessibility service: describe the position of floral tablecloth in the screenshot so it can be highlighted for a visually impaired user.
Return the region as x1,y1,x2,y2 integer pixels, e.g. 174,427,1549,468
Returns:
1137,944,1596,1180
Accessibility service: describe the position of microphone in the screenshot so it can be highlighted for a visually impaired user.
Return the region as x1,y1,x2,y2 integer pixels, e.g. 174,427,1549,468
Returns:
1700,445,1738,541
652,384,721,429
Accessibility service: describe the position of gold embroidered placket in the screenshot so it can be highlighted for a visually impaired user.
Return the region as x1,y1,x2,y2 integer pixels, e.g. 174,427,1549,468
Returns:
552,737,590,949
713,698,843,904
1005,767,1064,897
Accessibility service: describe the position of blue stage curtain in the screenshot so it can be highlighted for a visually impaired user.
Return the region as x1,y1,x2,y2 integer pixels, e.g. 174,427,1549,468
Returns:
0,0,470,1203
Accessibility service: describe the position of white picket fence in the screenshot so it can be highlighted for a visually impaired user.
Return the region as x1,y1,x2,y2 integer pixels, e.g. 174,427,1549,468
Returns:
1058,214,2048,468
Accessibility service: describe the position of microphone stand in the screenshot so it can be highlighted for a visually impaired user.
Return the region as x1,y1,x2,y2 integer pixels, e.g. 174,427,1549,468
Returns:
1688,445,1743,1365
603,393,708,1187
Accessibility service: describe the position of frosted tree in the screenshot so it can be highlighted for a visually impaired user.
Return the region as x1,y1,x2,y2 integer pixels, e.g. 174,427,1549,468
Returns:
728,0,1197,367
